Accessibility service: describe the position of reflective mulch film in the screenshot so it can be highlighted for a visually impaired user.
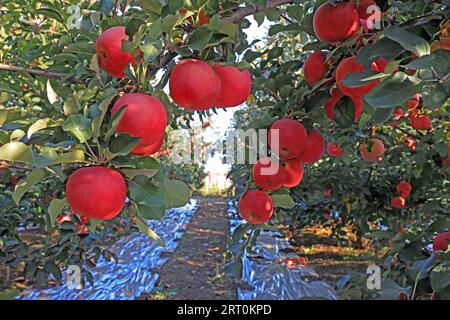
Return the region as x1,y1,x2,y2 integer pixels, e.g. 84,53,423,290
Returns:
228,200,337,300
18,199,199,300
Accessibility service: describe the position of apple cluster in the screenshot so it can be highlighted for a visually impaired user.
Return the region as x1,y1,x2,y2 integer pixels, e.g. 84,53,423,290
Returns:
238,119,326,225
390,180,412,209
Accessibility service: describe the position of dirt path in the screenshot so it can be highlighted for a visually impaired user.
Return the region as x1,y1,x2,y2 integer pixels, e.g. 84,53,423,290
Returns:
146,197,236,300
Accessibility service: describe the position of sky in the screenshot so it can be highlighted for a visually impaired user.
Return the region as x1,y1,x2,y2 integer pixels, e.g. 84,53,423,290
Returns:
203,17,271,175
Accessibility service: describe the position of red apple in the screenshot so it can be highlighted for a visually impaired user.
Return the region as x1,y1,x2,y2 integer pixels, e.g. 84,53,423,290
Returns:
238,190,274,225
396,181,412,198
282,159,304,188
336,56,381,97
111,93,167,145
268,119,308,160
213,65,252,108
410,115,432,131
169,59,221,110
96,26,136,78
324,88,363,121
313,2,360,45
360,138,385,162
131,135,164,156
433,232,450,251
391,196,406,209
327,143,343,157
252,157,284,191
66,166,127,220
357,0,378,20
303,51,328,85
198,9,210,25
297,129,325,164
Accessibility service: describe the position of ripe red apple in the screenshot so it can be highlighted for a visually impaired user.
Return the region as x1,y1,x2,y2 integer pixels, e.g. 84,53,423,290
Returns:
360,138,385,162
303,51,328,85
408,94,421,110
391,196,406,209
282,159,304,188
66,166,127,220
111,93,167,145
96,26,136,78
169,59,221,110
433,232,450,251
213,65,252,108
131,135,164,156
238,190,274,225
410,115,432,131
327,143,343,157
396,181,412,198
297,129,325,164
325,88,363,121
405,137,417,151
323,188,332,197
198,9,210,25
268,119,308,160
252,157,284,191
313,2,359,45
336,56,381,96
357,0,378,20
10,175,20,186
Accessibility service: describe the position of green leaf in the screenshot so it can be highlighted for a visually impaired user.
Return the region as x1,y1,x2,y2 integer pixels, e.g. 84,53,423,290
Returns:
46,80,59,104
128,176,165,208
91,88,117,143
135,215,166,248
342,71,387,88
404,50,450,77
188,27,213,51
409,252,438,281
384,26,430,57
35,8,64,24
378,278,411,300
138,0,163,14
162,178,191,209
271,193,295,209
13,168,49,205
430,263,450,293
364,72,422,109
108,134,140,157
120,168,159,179
62,115,93,143
27,118,60,139
140,42,161,64
48,198,67,227
0,142,33,163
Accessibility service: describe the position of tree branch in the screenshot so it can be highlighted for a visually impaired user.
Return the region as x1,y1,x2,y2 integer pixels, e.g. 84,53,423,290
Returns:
0,63,80,83
223,0,293,23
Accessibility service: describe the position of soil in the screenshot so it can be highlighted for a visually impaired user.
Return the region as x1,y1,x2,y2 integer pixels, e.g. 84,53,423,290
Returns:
145,197,236,300
288,225,376,285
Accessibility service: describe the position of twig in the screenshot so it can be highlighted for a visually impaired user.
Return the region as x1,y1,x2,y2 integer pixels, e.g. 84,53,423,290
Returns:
0,63,80,83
